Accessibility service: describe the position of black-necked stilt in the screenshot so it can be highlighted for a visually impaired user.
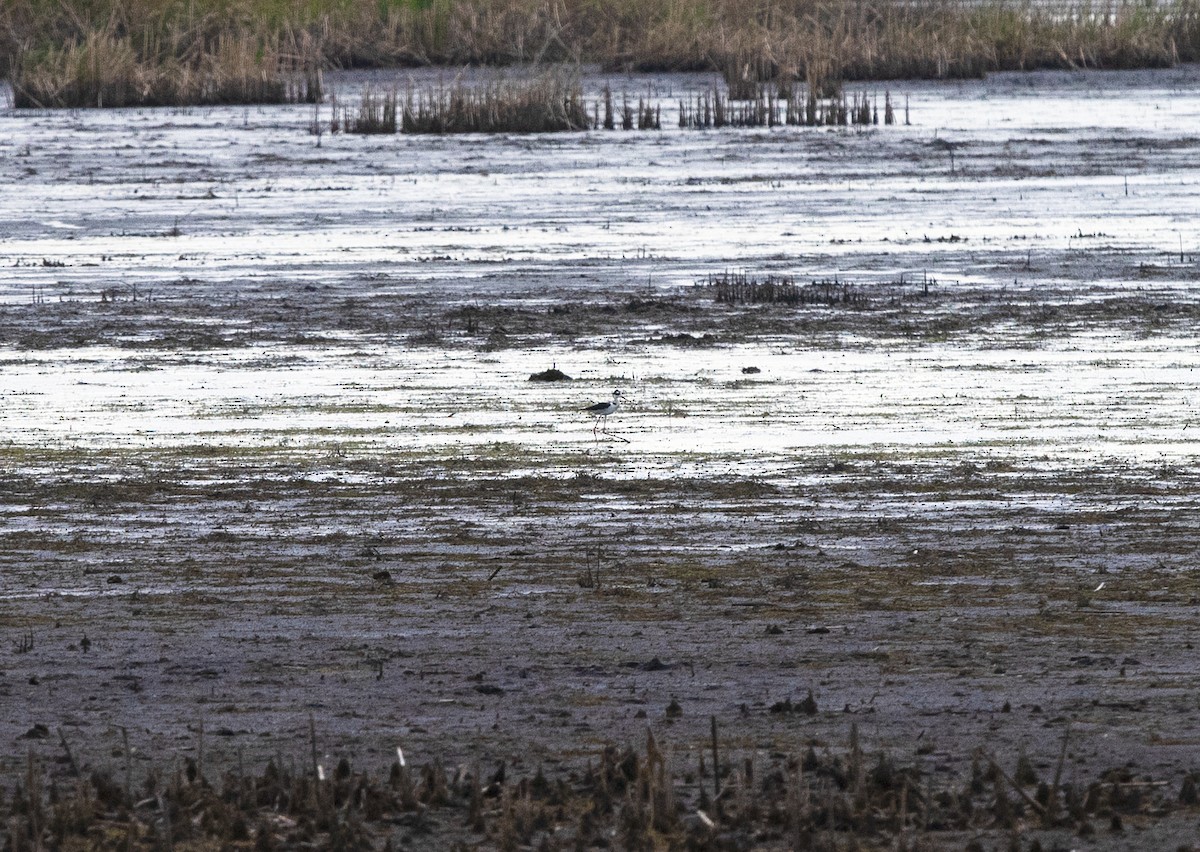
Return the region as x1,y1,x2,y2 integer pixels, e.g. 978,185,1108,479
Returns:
582,390,624,435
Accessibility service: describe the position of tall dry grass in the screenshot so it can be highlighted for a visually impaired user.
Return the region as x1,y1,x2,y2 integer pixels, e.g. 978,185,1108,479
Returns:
3,0,325,107
10,29,321,107
3,0,1200,107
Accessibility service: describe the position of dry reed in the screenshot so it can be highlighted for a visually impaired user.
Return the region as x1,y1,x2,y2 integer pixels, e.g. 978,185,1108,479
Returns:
344,85,398,133
4,0,1200,108
10,26,321,108
400,71,589,133
679,86,890,128
333,71,895,135
708,271,912,307
2,723,1195,849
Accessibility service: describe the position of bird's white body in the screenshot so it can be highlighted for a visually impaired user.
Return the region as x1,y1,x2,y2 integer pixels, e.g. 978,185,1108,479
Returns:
582,390,623,434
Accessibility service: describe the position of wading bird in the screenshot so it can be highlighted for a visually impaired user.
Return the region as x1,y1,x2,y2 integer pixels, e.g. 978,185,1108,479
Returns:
582,390,624,435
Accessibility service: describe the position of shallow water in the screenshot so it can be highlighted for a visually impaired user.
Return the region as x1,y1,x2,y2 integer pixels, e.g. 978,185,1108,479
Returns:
4,66,1200,476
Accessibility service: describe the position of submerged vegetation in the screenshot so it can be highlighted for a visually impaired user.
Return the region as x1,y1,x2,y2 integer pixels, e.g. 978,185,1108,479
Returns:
3,0,1200,107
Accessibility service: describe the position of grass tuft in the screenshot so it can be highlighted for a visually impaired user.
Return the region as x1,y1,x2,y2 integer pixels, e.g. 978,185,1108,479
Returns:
400,69,590,133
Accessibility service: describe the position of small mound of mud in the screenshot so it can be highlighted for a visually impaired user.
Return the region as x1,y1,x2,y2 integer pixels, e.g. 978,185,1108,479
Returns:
529,367,572,381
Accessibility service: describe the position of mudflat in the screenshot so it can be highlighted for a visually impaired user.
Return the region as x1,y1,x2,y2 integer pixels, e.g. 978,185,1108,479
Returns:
3,67,1200,848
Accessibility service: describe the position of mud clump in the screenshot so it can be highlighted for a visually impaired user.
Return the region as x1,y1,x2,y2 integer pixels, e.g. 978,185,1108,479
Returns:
529,367,572,382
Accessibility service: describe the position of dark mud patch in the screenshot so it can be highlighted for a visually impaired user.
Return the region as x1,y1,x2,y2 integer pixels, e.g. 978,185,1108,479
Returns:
5,446,1200,843
7,276,1200,352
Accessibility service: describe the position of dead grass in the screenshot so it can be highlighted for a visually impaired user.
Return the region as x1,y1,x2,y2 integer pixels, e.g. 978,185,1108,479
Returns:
706,271,905,307
10,27,321,108
3,722,1196,850
4,0,1200,107
401,69,590,133
343,84,399,133
677,85,892,128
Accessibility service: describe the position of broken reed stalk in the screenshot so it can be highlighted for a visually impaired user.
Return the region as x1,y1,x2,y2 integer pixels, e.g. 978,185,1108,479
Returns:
710,715,720,801
579,544,601,588
1045,725,1071,824
982,749,1046,818
121,726,132,804
57,727,80,778
309,714,320,780
197,718,205,785
25,750,42,842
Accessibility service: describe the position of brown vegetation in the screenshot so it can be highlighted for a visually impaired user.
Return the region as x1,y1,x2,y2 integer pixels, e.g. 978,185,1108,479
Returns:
6,723,1196,850
401,70,590,133
7,23,322,108
678,86,895,128
707,272,907,307
3,0,1200,107
325,72,890,135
